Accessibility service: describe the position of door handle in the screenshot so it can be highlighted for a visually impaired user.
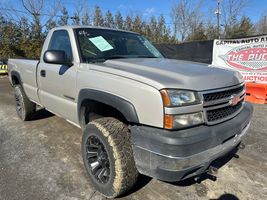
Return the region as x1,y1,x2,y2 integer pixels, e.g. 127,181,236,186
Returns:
40,70,46,77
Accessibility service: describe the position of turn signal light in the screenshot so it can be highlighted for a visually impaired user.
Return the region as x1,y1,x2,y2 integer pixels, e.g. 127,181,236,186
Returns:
164,114,173,129
160,90,171,107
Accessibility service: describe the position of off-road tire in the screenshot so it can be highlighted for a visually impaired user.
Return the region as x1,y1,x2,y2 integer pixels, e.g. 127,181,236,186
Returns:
14,85,36,121
82,117,138,198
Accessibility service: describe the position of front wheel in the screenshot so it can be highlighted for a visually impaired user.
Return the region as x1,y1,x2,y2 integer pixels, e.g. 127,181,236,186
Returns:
14,85,36,121
82,117,138,198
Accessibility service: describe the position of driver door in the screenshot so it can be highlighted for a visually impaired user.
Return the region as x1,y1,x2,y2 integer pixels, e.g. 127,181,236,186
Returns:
37,30,78,123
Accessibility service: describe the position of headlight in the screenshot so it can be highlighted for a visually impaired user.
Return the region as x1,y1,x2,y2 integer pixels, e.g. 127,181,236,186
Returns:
160,89,200,107
165,112,204,129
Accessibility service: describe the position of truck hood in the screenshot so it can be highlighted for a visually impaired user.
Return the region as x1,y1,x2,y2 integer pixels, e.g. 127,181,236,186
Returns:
90,58,243,91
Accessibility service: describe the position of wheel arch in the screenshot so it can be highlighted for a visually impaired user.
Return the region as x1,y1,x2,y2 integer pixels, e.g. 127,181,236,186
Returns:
10,71,22,86
78,89,139,128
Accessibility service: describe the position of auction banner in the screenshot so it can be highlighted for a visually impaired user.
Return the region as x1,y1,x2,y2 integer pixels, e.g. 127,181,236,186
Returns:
212,35,267,84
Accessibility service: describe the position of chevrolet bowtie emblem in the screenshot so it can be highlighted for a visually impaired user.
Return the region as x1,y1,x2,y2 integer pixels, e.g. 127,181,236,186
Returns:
229,94,240,106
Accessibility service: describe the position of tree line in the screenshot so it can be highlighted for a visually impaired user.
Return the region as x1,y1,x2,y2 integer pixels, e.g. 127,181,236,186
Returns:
0,0,267,59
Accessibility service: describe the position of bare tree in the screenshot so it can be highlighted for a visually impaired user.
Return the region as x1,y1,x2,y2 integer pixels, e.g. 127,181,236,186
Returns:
171,0,203,41
93,6,104,26
71,13,80,25
149,16,158,42
19,0,61,57
104,10,115,28
58,7,69,26
21,0,43,37
82,12,90,25
71,0,90,26
222,0,247,35
255,15,267,35
115,11,123,29
124,15,133,31
21,0,61,27
133,15,143,34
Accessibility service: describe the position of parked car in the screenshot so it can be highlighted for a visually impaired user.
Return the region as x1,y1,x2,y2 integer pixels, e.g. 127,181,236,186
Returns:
0,60,8,74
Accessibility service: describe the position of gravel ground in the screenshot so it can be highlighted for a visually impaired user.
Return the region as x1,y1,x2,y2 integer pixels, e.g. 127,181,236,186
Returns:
0,76,266,200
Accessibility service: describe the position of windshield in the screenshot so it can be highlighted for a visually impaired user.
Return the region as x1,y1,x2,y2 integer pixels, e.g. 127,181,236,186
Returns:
75,28,163,63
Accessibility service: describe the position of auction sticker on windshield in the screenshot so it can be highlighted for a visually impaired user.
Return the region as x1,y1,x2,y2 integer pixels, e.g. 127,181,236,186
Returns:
89,36,114,52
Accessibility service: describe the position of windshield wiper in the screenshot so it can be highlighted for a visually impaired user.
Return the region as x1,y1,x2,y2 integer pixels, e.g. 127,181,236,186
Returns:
89,55,158,63
88,58,106,63
134,55,158,58
87,56,128,63
105,55,129,60
106,55,159,60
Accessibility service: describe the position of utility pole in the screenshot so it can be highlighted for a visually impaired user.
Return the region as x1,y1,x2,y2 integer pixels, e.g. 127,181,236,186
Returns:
264,16,267,34
215,0,221,39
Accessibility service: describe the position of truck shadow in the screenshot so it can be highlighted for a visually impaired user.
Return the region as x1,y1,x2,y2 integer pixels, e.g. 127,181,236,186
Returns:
168,147,239,187
122,148,240,197
123,174,152,197
210,193,239,200
29,108,54,121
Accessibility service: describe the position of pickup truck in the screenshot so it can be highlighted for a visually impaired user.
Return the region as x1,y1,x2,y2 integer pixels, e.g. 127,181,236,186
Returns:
8,26,253,198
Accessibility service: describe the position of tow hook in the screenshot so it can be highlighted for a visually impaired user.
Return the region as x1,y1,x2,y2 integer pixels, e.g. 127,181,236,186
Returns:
239,142,245,150
194,166,218,183
233,154,240,159
234,142,245,158
194,176,202,183
206,166,218,181
208,166,218,175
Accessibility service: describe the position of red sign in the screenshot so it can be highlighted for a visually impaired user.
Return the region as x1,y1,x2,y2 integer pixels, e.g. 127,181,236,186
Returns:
213,36,267,84
220,46,267,71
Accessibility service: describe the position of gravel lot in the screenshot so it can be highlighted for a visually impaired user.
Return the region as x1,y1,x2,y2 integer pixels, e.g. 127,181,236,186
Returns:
0,76,266,200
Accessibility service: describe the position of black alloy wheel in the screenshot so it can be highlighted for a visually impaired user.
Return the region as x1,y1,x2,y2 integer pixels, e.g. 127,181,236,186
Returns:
14,85,35,121
86,135,110,184
82,117,138,198
15,90,25,118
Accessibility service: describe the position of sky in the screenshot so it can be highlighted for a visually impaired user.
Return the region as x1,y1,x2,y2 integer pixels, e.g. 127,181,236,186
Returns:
1,0,267,26
60,0,267,24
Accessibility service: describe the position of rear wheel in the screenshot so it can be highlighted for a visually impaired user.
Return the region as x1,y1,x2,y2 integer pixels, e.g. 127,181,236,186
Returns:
14,85,36,121
82,117,138,198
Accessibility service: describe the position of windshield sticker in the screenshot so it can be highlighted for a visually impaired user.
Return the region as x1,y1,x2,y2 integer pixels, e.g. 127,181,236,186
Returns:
79,30,90,37
89,36,114,52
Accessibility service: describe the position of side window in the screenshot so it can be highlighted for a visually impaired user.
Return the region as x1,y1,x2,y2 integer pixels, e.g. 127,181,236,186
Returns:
48,30,73,61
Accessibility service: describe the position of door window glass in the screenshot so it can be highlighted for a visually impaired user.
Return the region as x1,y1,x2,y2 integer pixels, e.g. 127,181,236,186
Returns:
48,30,73,61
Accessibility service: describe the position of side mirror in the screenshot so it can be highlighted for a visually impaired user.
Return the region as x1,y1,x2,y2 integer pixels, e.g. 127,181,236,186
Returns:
43,50,72,66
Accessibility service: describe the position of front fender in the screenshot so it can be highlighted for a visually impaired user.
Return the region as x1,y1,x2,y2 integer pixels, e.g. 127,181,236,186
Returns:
77,89,139,125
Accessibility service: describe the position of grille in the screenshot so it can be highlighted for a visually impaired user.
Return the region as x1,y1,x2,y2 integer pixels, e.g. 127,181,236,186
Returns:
203,84,245,102
206,100,243,122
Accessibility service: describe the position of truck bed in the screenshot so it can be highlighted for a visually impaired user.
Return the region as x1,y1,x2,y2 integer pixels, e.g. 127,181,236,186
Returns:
8,58,40,103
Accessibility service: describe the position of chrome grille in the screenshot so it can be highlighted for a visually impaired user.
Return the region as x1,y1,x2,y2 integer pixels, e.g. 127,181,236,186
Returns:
201,83,245,125
203,84,245,102
206,100,243,122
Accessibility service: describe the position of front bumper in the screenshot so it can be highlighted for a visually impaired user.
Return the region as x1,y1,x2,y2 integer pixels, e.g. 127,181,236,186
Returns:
130,103,253,182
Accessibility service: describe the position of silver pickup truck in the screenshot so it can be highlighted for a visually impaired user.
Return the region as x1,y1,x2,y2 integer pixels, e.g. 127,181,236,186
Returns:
8,26,253,198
